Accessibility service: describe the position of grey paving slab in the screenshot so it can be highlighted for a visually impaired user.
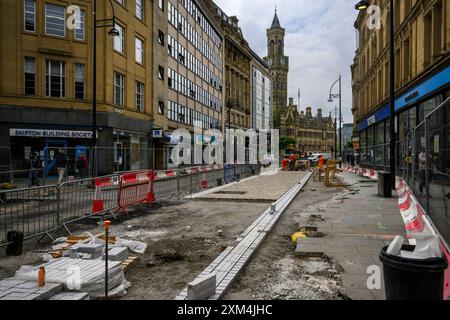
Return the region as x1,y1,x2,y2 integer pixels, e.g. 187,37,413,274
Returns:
301,171,406,301
0,278,63,300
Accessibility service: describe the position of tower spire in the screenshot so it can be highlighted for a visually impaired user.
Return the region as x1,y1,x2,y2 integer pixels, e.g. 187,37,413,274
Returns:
271,5,280,28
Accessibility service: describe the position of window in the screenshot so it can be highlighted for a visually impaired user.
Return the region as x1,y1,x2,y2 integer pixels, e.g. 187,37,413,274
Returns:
136,0,144,20
158,101,165,114
74,63,85,99
116,0,125,6
135,37,144,64
24,57,36,95
159,0,164,11
158,66,164,81
45,4,66,37
46,60,66,98
114,72,125,106
24,0,36,32
158,30,165,46
75,9,85,40
114,23,125,54
135,81,144,111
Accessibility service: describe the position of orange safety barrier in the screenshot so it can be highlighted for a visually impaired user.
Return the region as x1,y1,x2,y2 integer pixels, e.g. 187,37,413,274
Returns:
117,170,155,214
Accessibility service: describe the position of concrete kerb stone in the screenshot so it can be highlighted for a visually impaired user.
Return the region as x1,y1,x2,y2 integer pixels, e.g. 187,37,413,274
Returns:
186,273,217,300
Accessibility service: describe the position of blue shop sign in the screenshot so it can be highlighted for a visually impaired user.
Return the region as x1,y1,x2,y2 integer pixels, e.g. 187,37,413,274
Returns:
357,65,450,132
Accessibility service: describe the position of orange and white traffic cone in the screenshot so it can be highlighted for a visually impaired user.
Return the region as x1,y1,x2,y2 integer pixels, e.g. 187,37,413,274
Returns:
91,178,104,214
201,167,207,189
146,171,155,204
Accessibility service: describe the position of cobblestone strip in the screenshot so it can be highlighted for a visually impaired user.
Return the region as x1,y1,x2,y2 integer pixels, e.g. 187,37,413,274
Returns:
175,171,313,300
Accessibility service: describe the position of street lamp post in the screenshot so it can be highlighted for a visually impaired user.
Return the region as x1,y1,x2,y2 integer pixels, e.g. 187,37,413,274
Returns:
356,0,396,189
328,75,342,159
92,0,119,176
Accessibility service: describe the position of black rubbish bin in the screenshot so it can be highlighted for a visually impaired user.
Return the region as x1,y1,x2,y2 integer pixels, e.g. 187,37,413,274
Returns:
378,171,392,198
6,231,24,256
380,245,448,300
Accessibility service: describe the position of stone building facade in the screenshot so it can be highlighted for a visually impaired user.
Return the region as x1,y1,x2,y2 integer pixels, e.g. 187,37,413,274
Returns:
159,0,224,168
264,9,289,128
352,0,449,170
213,6,252,130
0,0,155,174
281,98,336,154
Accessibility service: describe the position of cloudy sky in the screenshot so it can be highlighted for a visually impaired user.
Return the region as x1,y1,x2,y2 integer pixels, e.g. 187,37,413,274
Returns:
214,0,359,124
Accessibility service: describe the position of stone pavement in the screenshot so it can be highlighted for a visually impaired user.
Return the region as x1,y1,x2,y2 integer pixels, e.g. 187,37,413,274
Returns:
295,171,405,300
189,171,306,202
0,278,63,300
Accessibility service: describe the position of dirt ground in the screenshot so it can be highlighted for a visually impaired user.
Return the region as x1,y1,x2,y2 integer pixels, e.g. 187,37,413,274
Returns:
223,178,345,300
0,174,348,300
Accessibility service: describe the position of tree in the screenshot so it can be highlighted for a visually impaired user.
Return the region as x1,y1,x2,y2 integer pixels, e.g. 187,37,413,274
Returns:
280,136,297,151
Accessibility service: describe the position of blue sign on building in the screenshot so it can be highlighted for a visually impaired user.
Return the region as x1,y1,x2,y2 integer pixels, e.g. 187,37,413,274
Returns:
357,65,450,132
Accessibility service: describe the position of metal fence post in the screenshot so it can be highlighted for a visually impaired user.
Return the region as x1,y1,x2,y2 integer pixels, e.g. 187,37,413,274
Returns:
190,167,193,196
56,185,61,226
411,129,416,191
176,169,180,196
424,117,430,214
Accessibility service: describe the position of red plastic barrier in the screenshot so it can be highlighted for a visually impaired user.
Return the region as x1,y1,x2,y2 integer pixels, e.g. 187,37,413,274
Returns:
91,176,116,214
396,178,450,299
117,170,154,214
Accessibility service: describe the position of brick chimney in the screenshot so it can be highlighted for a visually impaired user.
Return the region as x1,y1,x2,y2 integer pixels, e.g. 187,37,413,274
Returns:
317,108,322,118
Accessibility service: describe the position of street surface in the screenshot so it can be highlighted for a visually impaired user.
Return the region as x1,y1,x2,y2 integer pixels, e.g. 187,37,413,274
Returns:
0,171,406,300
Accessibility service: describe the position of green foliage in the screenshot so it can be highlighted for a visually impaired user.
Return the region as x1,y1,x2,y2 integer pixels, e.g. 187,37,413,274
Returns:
280,136,297,150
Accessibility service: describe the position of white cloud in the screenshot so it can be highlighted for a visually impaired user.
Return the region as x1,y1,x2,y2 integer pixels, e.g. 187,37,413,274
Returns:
214,0,359,124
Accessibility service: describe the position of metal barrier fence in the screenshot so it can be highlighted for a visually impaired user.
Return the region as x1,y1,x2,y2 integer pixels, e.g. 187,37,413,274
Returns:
0,168,46,189
0,163,261,248
355,97,450,245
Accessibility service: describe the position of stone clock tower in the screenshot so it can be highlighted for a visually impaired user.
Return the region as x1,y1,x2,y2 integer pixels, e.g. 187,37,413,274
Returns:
264,8,289,128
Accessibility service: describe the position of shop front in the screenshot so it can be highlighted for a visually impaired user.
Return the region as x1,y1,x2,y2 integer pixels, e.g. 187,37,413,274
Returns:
8,128,93,177
357,65,450,174
0,106,154,177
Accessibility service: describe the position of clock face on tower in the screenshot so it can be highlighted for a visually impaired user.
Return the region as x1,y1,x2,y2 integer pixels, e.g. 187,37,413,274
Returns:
280,57,285,65
267,59,273,66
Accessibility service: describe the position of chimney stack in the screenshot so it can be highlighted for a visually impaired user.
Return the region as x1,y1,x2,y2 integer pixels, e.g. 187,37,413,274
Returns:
289,97,294,106
306,107,312,118
317,108,322,118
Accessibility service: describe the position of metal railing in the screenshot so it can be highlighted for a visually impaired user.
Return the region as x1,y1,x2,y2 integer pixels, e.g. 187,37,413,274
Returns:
0,163,261,249
0,168,47,189
355,97,450,245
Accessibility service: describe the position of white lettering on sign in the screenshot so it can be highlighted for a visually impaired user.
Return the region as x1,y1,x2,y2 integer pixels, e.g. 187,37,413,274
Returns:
367,115,376,126
10,129,93,139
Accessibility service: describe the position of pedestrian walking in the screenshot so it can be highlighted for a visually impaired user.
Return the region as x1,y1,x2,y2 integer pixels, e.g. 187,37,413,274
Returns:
76,152,88,180
28,152,41,187
55,149,67,185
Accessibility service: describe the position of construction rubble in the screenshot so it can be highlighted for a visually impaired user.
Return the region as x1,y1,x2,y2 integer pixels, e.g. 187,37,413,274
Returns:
0,232,146,300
